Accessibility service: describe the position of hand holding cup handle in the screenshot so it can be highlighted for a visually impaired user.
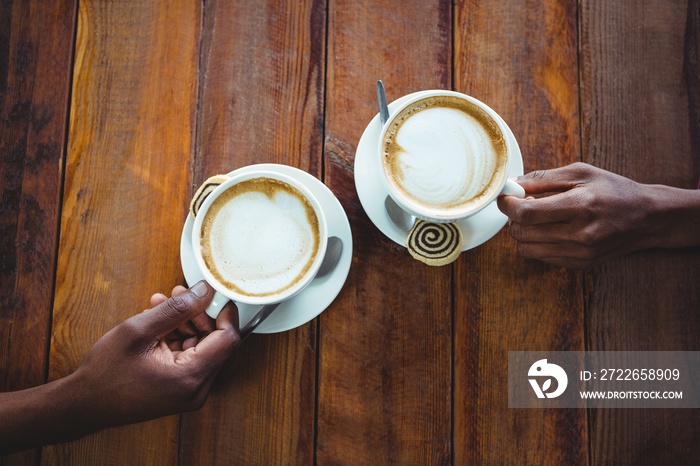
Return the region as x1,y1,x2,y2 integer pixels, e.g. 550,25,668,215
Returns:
201,291,229,319
501,178,526,198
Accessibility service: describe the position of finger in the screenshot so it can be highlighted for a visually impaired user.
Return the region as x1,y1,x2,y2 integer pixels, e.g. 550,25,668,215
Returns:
516,240,588,259
150,293,168,308
163,336,184,352
190,311,216,334
173,320,200,338
151,288,205,340
181,334,201,351
169,285,216,334
187,303,240,375
218,301,240,333
515,240,606,264
167,286,208,337
170,285,188,297
514,241,561,260
508,221,580,244
498,194,577,225
159,285,214,347
160,316,202,353
516,162,593,194
164,328,203,352
129,281,214,340
148,284,186,308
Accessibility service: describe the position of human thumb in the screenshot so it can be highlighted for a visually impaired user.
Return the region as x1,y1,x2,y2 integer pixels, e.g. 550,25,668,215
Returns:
131,281,213,340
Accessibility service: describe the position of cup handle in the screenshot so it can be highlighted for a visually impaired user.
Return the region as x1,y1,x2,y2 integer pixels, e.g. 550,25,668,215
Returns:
501,178,525,198
205,290,230,319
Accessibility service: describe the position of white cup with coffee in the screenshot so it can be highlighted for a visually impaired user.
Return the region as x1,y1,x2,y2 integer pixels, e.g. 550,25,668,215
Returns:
191,169,328,318
379,90,525,224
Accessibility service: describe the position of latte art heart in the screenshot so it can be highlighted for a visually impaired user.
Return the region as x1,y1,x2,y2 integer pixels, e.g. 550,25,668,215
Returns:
200,177,321,297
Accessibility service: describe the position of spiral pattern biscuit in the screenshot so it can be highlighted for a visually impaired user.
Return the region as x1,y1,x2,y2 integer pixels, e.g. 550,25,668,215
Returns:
406,220,464,266
190,175,229,218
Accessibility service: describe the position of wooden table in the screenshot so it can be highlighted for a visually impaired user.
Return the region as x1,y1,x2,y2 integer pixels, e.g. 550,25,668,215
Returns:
2,0,699,464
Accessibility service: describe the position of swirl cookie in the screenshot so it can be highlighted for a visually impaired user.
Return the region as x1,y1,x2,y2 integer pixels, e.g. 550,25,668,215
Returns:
190,174,229,217
406,220,463,266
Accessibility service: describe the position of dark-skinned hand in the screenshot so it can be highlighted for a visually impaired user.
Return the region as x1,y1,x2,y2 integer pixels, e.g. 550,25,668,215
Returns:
71,281,240,430
498,162,700,269
0,280,240,454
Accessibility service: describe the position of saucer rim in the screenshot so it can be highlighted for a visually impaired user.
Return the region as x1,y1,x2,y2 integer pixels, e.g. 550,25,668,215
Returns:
180,164,353,334
353,90,524,251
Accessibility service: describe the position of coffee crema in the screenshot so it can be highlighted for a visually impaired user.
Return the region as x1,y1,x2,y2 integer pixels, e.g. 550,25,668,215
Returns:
200,177,320,298
382,95,508,217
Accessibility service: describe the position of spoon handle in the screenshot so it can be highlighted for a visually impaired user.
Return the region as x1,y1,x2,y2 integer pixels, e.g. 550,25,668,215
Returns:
239,303,280,341
376,80,390,125
237,236,343,341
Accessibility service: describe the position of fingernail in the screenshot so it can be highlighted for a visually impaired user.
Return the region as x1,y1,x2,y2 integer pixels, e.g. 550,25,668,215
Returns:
190,281,209,298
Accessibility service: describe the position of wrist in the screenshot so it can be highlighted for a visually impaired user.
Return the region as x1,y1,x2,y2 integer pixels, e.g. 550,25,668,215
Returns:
35,373,98,445
643,184,700,249
54,371,101,438
0,373,94,454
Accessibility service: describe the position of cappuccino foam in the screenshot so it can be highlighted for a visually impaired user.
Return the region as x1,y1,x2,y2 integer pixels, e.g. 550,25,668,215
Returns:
200,177,320,298
383,96,508,216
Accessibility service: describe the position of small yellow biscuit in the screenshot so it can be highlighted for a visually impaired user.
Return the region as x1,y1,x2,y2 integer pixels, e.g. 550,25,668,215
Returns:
189,175,229,218
406,220,464,266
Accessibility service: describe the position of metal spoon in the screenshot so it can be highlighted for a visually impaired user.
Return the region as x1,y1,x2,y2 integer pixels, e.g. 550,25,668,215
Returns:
385,195,415,232
239,236,343,340
376,80,390,126
376,80,416,231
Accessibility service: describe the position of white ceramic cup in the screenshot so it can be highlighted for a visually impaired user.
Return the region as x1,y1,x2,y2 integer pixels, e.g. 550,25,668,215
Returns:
191,169,328,318
379,90,525,223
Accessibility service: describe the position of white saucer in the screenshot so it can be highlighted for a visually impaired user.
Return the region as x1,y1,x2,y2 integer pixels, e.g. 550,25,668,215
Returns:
180,164,353,334
354,91,524,250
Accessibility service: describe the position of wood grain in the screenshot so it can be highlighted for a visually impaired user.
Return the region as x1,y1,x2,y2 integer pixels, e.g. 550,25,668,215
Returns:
580,0,700,463
179,1,326,464
453,0,587,464
193,0,326,178
3,0,700,463
318,0,453,464
42,0,200,464
0,0,77,464
0,0,76,392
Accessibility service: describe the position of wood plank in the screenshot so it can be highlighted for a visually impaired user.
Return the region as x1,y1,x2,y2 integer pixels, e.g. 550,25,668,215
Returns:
178,1,326,464
41,0,200,464
318,0,453,463
453,0,587,464
0,0,78,464
580,0,700,463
